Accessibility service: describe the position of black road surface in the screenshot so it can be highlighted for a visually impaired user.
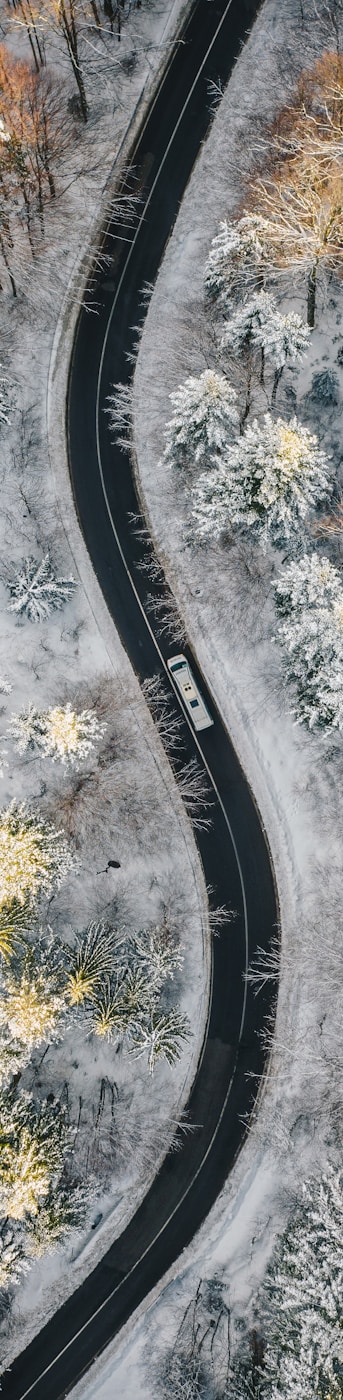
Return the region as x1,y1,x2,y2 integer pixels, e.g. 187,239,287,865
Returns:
0,1,279,1396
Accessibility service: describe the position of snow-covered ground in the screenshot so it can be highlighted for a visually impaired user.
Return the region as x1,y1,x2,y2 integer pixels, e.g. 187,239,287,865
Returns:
72,0,343,1393
0,0,212,1369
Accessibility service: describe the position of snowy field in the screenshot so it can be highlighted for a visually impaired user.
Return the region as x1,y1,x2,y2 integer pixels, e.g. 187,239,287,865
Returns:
72,0,343,1393
0,0,211,1370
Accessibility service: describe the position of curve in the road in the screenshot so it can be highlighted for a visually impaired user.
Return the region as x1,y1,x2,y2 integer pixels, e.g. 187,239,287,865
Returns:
0,2,279,1397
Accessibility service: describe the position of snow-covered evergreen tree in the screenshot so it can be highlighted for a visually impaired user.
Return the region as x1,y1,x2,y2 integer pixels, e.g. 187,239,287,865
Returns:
0,802,73,910
126,922,184,993
0,1222,28,1292
162,369,239,473
128,1007,191,1074
0,1024,29,1090
0,806,69,913
25,1181,89,1257
10,702,106,766
7,555,76,622
205,214,273,308
275,553,343,732
89,975,130,1041
0,1090,69,1220
261,1168,343,1400
67,922,121,1006
0,897,32,961
0,935,67,1050
221,291,309,402
191,416,330,550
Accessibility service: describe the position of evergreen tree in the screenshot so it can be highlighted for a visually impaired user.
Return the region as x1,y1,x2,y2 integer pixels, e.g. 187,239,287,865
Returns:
67,922,121,1006
10,701,106,765
0,897,33,961
0,935,67,1050
191,416,329,550
7,554,76,621
261,1168,343,1399
25,1180,89,1256
205,214,273,308
0,802,73,910
0,1221,28,1291
128,1007,191,1074
275,552,343,732
0,1023,29,1089
162,369,239,473
221,291,309,404
0,1089,69,1219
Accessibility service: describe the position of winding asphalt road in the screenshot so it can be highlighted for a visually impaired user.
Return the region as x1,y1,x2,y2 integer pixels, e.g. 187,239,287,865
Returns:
0,1,279,1396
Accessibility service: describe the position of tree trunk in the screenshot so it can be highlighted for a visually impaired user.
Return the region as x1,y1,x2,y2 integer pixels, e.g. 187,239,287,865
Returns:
307,262,317,328
69,49,88,121
272,364,283,407
260,344,265,386
240,367,251,431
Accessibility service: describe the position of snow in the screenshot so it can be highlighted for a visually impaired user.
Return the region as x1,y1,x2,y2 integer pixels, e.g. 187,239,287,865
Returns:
0,0,210,1371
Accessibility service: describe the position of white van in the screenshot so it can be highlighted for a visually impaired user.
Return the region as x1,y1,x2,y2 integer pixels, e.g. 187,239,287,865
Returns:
167,654,214,732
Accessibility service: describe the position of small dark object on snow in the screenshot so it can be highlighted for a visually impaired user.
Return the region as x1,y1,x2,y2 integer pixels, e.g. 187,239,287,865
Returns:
308,369,339,405
107,859,121,870
91,1213,102,1230
337,344,343,367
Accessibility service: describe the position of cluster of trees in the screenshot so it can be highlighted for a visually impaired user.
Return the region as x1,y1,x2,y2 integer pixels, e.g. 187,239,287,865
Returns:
0,0,142,285
156,1167,343,1400
161,51,343,734
0,902,189,1290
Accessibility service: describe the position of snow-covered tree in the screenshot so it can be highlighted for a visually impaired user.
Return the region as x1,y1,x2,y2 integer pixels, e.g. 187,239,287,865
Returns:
0,1024,29,1089
0,936,67,1050
0,1090,69,1220
191,416,330,551
0,897,32,961
261,1168,343,1399
10,702,106,766
67,922,120,1006
162,369,239,473
126,922,184,994
0,1222,28,1292
6,554,76,621
0,803,73,910
89,975,130,1041
128,1007,191,1074
205,214,273,308
274,553,343,732
25,1181,89,1257
221,291,309,405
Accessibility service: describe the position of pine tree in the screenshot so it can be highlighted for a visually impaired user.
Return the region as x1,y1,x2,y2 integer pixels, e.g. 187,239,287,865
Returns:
7,554,76,621
0,802,73,910
88,975,129,1041
10,702,106,765
162,369,239,473
126,922,184,993
191,416,330,550
205,214,273,308
0,1023,29,1089
67,922,121,1005
0,935,67,1050
0,1089,69,1219
128,1007,191,1074
25,1180,89,1256
221,291,309,405
274,553,343,731
0,897,32,961
261,1168,343,1399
